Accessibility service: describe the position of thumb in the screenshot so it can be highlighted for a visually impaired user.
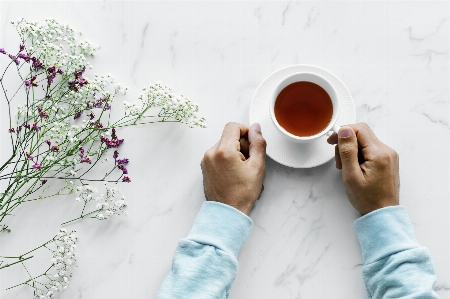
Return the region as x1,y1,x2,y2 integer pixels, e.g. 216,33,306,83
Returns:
337,126,362,182
248,123,267,169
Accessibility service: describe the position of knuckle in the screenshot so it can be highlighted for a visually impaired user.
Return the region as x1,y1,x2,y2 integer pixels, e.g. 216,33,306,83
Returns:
203,149,214,161
358,122,370,130
215,148,230,160
225,122,236,129
257,137,267,149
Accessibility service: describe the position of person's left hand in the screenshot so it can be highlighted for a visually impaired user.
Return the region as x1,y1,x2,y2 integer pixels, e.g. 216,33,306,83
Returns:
200,122,267,215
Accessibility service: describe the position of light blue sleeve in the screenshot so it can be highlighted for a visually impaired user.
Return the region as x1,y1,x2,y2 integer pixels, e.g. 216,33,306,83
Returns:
156,201,253,299
354,206,439,298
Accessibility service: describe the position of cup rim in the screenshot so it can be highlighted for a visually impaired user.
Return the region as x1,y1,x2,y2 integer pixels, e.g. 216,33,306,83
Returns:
270,72,339,141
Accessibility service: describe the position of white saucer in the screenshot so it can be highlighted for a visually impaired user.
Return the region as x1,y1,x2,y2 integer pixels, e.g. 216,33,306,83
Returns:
249,65,356,168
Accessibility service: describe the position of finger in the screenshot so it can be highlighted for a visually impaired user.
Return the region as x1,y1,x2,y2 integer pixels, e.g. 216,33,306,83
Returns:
346,123,380,149
327,132,338,145
335,145,342,169
240,137,250,158
248,123,267,169
337,126,363,182
220,122,249,150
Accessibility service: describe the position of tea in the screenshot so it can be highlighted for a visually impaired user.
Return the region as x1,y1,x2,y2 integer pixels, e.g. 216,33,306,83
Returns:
274,81,333,137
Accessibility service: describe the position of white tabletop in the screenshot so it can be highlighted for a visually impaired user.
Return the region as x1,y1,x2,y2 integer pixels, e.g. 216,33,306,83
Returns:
1,1,449,298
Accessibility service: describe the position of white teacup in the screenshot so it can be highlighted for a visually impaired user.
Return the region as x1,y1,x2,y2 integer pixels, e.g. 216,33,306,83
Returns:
269,72,341,143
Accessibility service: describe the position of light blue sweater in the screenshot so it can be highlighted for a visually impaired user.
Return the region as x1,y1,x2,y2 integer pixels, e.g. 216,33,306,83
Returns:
156,202,438,299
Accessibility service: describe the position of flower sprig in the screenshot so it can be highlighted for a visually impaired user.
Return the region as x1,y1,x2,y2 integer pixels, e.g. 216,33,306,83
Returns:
123,82,206,128
1,17,205,298
1,228,78,299
1,18,205,230
60,183,128,226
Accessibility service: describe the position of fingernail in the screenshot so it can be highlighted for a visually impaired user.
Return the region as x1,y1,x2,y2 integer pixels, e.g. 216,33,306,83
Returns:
253,122,261,132
338,127,352,138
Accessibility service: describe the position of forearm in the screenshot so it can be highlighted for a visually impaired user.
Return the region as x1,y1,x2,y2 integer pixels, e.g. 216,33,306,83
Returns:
156,201,252,299
354,206,439,298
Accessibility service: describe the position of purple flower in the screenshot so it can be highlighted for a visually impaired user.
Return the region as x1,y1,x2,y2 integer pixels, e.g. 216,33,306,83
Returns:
113,150,119,159
25,76,38,87
46,140,51,146
8,128,15,133
26,152,33,160
117,164,128,174
18,53,30,62
68,67,88,92
31,56,43,69
79,147,85,157
90,96,111,110
122,176,131,183
24,123,31,129
0,48,6,54
91,120,103,129
81,157,91,164
41,180,47,185
112,128,118,140
19,44,25,52
74,66,86,79
116,158,129,164
57,68,64,75
8,54,20,65
38,107,48,119
32,163,42,171
89,112,95,120
101,135,124,148
47,66,57,84
74,111,82,119
31,122,40,131
51,145,59,152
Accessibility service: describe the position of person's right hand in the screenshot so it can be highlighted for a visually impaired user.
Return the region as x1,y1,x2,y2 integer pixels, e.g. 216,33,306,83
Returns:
327,123,400,215
200,122,267,215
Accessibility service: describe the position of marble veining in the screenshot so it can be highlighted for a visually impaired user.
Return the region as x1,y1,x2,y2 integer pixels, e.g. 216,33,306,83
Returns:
0,1,449,299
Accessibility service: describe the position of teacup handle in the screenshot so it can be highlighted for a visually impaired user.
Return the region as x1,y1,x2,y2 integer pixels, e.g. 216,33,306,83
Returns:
326,124,341,136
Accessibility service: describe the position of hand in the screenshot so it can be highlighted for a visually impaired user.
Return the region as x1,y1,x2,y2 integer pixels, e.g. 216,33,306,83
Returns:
200,122,267,215
327,123,400,215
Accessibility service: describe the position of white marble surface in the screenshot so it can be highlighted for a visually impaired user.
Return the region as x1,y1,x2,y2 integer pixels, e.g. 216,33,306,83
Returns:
1,1,449,298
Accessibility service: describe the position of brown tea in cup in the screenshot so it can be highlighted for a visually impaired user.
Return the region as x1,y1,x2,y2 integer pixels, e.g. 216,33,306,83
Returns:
274,81,333,137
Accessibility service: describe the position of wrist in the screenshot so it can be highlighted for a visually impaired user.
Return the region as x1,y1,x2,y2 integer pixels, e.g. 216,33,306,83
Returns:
208,199,254,216
359,202,399,216
233,203,253,215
